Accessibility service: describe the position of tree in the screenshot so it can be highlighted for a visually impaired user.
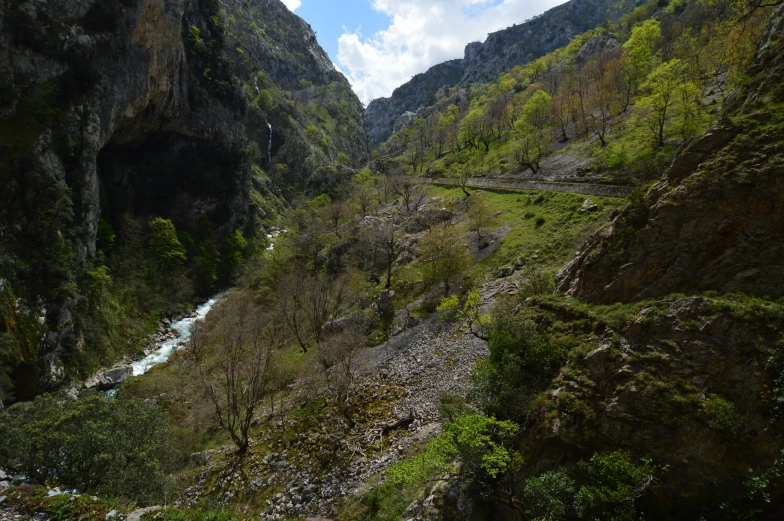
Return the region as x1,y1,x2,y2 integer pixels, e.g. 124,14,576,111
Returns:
511,90,554,173
351,167,381,217
375,221,403,290
467,193,495,240
317,326,366,427
623,19,662,77
459,107,493,151
511,124,548,173
278,269,310,353
148,217,186,271
0,393,175,503
394,177,427,214
631,59,687,147
327,201,349,237
448,164,472,198
585,57,622,147
437,288,489,340
418,223,472,295
190,292,281,454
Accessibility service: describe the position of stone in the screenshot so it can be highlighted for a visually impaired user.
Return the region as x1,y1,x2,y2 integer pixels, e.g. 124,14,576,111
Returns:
98,366,133,390
190,450,215,467
495,265,515,278
127,507,162,521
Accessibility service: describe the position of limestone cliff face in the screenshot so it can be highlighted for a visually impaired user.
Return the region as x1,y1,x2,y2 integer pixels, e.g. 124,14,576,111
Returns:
364,0,636,146
0,0,366,389
364,60,464,146
555,5,784,304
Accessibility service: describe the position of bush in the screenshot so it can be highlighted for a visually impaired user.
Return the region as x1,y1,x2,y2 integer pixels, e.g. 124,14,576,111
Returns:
575,451,660,521
0,393,176,504
473,297,567,420
524,471,577,520
704,394,745,435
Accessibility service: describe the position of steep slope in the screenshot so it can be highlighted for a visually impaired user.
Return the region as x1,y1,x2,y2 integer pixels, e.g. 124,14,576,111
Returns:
364,59,464,146
440,6,784,520
0,0,366,397
555,7,784,303
365,0,637,145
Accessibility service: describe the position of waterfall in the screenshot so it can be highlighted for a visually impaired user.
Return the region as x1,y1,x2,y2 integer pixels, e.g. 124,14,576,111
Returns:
267,121,272,165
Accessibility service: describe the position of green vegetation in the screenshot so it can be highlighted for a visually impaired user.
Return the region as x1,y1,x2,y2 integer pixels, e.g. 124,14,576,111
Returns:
0,393,175,504
374,0,769,185
427,186,624,272
2,488,125,521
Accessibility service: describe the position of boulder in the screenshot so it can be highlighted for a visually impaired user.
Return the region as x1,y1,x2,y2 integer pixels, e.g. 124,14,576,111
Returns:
191,449,215,466
127,506,162,521
97,366,133,390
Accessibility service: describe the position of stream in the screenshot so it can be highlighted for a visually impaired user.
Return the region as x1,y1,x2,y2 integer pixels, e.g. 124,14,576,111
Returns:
129,230,282,377
130,297,220,376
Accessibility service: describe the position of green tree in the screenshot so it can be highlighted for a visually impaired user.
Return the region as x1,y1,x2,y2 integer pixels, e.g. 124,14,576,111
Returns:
437,288,489,340
418,224,472,295
0,393,175,504
473,295,565,420
512,90,554,172
575,451,660,521
148,217,187,271
631,59,688,147
218,229,247,283
623,19,662,77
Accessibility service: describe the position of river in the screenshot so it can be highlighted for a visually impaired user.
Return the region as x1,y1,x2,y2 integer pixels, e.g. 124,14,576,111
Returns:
130,297,220,376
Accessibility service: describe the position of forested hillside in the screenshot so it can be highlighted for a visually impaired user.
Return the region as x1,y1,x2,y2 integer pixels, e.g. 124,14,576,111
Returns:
365,0,643,146
0,0,367,400
1,0,784,520
373,0,765,188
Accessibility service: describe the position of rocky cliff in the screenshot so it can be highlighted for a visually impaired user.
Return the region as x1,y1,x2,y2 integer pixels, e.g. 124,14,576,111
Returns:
364,0,636,146
0,0,366,395
555,5,784,304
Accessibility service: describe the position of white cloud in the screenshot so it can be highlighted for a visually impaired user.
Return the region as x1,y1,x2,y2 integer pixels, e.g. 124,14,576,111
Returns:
338,0,566,104
280,0,302,11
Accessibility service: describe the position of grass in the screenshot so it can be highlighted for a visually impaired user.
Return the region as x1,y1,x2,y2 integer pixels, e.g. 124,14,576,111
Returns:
426,185,624,274
2,488,125,521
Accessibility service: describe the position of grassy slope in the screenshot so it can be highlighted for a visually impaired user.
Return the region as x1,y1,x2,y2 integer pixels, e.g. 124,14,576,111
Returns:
427,186,624,274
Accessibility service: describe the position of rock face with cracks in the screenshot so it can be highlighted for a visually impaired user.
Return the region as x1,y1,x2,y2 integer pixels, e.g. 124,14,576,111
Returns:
0,0,367,390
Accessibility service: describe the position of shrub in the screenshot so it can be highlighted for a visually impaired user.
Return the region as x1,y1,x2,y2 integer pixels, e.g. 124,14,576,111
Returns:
704,394,745,435
0,393,175,504
535,216,546,227
524,471,577,520
472,297,567,420
575,451,661,521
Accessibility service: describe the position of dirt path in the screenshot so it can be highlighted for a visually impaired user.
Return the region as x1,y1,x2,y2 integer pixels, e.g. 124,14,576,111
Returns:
418,177,632,198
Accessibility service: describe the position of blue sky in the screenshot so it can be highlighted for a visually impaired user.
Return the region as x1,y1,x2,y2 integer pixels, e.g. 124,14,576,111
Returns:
295,1,388,63
280,0,567,104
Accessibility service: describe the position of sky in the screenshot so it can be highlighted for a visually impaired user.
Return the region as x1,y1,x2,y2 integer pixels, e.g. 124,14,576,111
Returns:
281,0,567,105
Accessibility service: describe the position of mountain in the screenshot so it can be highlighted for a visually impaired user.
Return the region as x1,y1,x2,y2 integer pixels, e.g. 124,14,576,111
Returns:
365,0,638,146
0,0,367,396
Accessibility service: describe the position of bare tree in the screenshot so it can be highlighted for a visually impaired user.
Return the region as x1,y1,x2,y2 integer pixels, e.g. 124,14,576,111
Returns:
328,201,349,237
279,270,310,353
317,326,366,428
395,177,427,214
190,293,282,454
375,221,403,289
